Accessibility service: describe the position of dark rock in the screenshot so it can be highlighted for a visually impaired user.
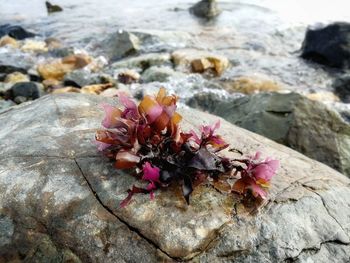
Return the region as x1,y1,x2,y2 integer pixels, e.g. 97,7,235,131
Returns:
0,24,35,40
101,31,140,61
45,1,63,13
188,92,350,176
301,22,350,69
8,82,40,103
0,93,349,262
333,74,350,102
189,0,221,19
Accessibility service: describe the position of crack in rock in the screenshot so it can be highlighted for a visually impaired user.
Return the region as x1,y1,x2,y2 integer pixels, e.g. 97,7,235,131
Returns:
73,159,178,262
302,184,350,240
283,240,350,262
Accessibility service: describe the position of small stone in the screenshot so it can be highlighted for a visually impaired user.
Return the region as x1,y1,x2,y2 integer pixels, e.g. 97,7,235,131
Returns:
172,49,229,76
43,79,63,91
51,87,81,94
102,30,140,61
221,75,282,94
4,72,30,84
191,58,213,73
21,40,48,53
141,66,184,83
62,54,92,69
80,83,114,95
49,47,75,58
118,70,140,84
37,62,72,81
9,82,40,102
14,96,28,104
0,36,18,48
110,53,171,71
45,1,63,13
64,69,94,88
100,87,119,97
45,37,63,50
190,0,221,19
37,54,92,81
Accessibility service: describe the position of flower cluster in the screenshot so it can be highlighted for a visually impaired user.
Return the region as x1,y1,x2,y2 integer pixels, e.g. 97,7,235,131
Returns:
95,88,279,207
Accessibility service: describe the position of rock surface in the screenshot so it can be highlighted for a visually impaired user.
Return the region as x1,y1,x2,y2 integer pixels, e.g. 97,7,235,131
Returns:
0,93,349,262
188,92,350,177
301,22,350,69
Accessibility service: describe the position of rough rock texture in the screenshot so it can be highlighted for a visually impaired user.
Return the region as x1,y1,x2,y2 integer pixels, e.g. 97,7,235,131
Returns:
187,92,350,177
0,93,350,262
301,22,350,69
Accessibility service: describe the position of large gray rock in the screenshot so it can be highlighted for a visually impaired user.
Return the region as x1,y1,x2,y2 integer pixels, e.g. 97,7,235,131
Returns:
0,93,349,262
187,92,350,177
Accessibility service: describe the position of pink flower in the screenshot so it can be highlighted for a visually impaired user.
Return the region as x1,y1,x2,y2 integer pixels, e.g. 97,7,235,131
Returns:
93,139,111,151
118,92,139,120
190,120,228,150
142,162,160,182
232,152,279,199
251,159,279,181
142,162,160,201
101,103,122,128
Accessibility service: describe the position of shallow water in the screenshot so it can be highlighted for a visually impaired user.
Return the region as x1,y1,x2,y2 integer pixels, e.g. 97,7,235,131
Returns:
1,0,350,94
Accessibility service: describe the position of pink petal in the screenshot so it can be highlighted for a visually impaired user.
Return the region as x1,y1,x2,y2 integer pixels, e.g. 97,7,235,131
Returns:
147,104,163,123
93,140,111,151
252,161,278,181
146,181,157,191
249,183,267,199
118,92,137,110
253,151,262,160
266,159,280,171
101,103,120,128
164,104,177,117
212,120,220,132
142,162,160,182
190,130,201,145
